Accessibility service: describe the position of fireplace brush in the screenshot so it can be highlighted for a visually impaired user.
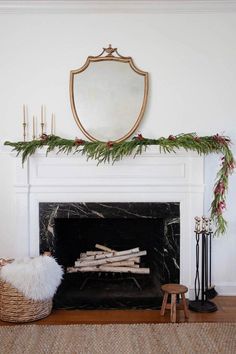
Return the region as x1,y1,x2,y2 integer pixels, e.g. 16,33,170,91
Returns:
205,231,218,299
189,217,217,313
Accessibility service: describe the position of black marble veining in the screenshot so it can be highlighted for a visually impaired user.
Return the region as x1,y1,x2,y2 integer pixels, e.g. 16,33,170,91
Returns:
39,202,180,310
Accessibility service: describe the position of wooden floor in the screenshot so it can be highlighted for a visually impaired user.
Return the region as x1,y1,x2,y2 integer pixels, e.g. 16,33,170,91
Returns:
0,296,235,325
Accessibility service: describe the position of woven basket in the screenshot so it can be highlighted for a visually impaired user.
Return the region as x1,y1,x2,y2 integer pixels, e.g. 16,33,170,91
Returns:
0,279,52,323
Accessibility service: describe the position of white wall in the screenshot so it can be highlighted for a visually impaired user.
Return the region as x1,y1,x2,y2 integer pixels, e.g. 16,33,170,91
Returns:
0,2,236,294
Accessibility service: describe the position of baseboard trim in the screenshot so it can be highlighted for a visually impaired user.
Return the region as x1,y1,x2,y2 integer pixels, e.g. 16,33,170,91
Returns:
0,1,236,15
214,284,236,296
189,284,236,299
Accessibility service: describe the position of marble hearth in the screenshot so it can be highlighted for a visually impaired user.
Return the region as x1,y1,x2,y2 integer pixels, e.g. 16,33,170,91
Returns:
13,147,204,299
40,202,180,309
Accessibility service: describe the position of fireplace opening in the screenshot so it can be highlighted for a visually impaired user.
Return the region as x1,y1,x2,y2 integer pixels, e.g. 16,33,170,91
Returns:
39,202,180,309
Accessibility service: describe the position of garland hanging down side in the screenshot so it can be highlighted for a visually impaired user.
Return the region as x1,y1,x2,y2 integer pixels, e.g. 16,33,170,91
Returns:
4,133,235,236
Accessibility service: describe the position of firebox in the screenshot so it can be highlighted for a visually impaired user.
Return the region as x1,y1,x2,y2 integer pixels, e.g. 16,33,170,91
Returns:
39,202,180,309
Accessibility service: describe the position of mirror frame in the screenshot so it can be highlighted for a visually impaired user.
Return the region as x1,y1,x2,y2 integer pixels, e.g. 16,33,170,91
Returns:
69,45,149,143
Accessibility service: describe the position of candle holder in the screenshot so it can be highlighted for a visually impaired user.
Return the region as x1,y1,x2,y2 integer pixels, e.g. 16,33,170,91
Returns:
41,121,45,136
23,121,27,142
41,105,45,136
22,104,27,141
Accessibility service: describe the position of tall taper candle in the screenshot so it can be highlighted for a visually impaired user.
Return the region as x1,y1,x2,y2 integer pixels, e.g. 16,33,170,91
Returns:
51,113,54,135
54,114,56,135
33,115,36,140
41,105,43,124
23,104,26,124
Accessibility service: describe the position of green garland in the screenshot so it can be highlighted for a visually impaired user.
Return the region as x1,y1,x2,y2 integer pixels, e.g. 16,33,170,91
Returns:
4,133,235,236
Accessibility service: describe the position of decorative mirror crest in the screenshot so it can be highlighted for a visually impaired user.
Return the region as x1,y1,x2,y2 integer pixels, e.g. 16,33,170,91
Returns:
70,45,149,143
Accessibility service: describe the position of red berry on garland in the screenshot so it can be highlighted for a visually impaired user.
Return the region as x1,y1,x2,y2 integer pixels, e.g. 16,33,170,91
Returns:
213,134,228,145
224,137,231,144
168,135,176,141
136,133,144,141
217,200,226,215
224,160,235,175
194,136,201,142
107,141,114,148
74,138,84,146
229,161,236,171
214,181,225,195
213,133,220,141
40,133,48,141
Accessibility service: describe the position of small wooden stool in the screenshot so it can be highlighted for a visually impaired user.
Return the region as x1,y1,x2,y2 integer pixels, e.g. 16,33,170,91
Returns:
160,284,189,323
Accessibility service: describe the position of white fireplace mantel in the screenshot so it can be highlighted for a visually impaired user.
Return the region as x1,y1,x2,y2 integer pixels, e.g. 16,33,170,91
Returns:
13,147,204,297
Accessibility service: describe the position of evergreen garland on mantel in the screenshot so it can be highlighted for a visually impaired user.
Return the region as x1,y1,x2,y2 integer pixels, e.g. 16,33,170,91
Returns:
4,133,235,236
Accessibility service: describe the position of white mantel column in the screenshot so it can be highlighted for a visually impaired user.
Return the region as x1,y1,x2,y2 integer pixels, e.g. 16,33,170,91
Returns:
14,157,30,257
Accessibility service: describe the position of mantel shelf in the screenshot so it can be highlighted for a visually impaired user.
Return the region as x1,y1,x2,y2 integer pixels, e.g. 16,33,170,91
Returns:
6,145,202,160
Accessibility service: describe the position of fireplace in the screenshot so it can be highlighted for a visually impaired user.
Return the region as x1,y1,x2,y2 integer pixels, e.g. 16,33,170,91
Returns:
40,202,180,309
12,148,204,301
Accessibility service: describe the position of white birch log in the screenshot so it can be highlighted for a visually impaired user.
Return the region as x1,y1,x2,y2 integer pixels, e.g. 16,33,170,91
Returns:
99,266,150,274
68,266,150,274
77,256,140,263
95,244,114,252
67,267,81,273
79,255,140,263
76,260,140,268
68,267,103,273
75,251,147,267
78,247,141,262
95,245,141,256
79,252,114,261
79,252,107,260
106,261,137,267
114,248,140,256
83,251,107,256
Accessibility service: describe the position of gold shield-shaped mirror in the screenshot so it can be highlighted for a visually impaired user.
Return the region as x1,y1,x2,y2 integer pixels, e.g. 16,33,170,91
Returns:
70,45,148,142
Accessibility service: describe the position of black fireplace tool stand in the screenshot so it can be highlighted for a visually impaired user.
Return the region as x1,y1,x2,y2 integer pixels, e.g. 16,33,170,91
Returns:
189,218,218,313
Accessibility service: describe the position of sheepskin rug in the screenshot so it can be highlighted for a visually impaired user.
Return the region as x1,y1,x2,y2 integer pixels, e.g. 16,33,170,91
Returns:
0,256,63,301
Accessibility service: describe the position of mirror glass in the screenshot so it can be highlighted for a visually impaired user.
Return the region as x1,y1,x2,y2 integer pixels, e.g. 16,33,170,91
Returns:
70,46,148,142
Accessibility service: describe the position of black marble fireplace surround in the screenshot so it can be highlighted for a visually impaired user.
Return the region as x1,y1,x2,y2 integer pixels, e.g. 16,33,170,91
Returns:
39,202,180,309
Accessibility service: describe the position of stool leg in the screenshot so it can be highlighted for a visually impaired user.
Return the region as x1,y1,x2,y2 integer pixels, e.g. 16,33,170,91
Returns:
160,292,168,316
181,293,189,319
171,294,176,323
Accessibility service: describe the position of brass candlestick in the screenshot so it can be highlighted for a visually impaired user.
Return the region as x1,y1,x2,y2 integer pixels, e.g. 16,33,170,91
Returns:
23,121,27,141
41,105,45,135
41,121,44,136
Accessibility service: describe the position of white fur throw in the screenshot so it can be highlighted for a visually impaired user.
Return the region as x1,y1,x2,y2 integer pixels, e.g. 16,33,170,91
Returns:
0,256,63,301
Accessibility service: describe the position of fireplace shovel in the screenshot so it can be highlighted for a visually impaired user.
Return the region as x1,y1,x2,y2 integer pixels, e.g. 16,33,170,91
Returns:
205,232,218,300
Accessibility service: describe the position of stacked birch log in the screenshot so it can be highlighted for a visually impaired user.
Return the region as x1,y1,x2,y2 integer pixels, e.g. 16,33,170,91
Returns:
67,244,150,274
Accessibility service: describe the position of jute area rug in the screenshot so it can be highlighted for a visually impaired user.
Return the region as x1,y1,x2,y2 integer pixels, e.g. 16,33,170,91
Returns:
0,323,235,354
